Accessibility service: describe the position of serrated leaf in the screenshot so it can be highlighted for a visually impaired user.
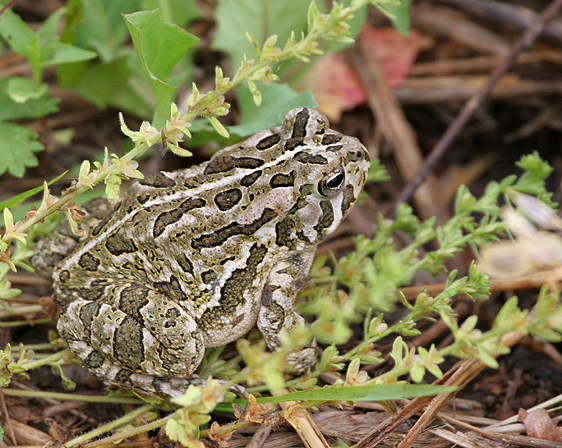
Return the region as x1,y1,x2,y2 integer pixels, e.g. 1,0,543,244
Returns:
0,122,44,177
0,78,59,120
124,9,199,127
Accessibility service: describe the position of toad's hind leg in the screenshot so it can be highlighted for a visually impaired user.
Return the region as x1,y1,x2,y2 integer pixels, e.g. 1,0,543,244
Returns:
57,283,205,396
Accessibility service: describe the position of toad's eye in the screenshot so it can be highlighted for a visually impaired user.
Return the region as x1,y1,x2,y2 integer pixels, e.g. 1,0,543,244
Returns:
317,167,345,198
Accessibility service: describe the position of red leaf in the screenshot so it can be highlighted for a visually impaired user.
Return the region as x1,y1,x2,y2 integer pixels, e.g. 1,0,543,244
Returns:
359,25,423,88
294,52,365,121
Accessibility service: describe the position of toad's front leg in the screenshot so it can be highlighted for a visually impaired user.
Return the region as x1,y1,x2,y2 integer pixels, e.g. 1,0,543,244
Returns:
57,281,206,396
257,251,317,373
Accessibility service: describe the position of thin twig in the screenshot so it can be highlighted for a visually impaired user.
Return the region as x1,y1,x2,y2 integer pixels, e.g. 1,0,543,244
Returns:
396,0,562,208
0,0,16,16
279,398,330,448
440,0,562,45
0,388,17,445
245,424,274,448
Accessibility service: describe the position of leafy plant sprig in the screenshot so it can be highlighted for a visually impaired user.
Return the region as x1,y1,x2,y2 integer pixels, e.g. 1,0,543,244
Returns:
0,0,394,269
301,152,554,350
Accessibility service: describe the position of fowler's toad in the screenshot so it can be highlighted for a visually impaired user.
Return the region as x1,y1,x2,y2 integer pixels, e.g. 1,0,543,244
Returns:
33,108,370,397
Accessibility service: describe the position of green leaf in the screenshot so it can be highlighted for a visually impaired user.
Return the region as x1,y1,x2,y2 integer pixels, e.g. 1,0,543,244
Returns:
249,384,457,404
0,5,35,57
230,83,317,137
384,0,413,35
0,122,44,177
124,9,199,127
124,10,198,80
0,4,95,80
57,57,153,119
36,7,67,45
59,0,85,43
410,363,425,383
0,279,21,300
140,0,202,27
6,77,49,103
207,115,229,138
213,0,311,69
516,151,554,181
0,172,67,213
0,78,59,120
43,42,97,66
71,0,140,63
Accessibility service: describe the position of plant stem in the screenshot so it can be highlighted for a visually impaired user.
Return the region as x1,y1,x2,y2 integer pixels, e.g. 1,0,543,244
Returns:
0,317,53,327
0,305,45,318
15,349,67,370
2,388,144,404
3,141,150,246
66,404,156,447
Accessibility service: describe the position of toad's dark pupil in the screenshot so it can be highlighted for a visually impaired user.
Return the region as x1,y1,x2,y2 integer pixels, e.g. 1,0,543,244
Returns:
328,173,345,188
